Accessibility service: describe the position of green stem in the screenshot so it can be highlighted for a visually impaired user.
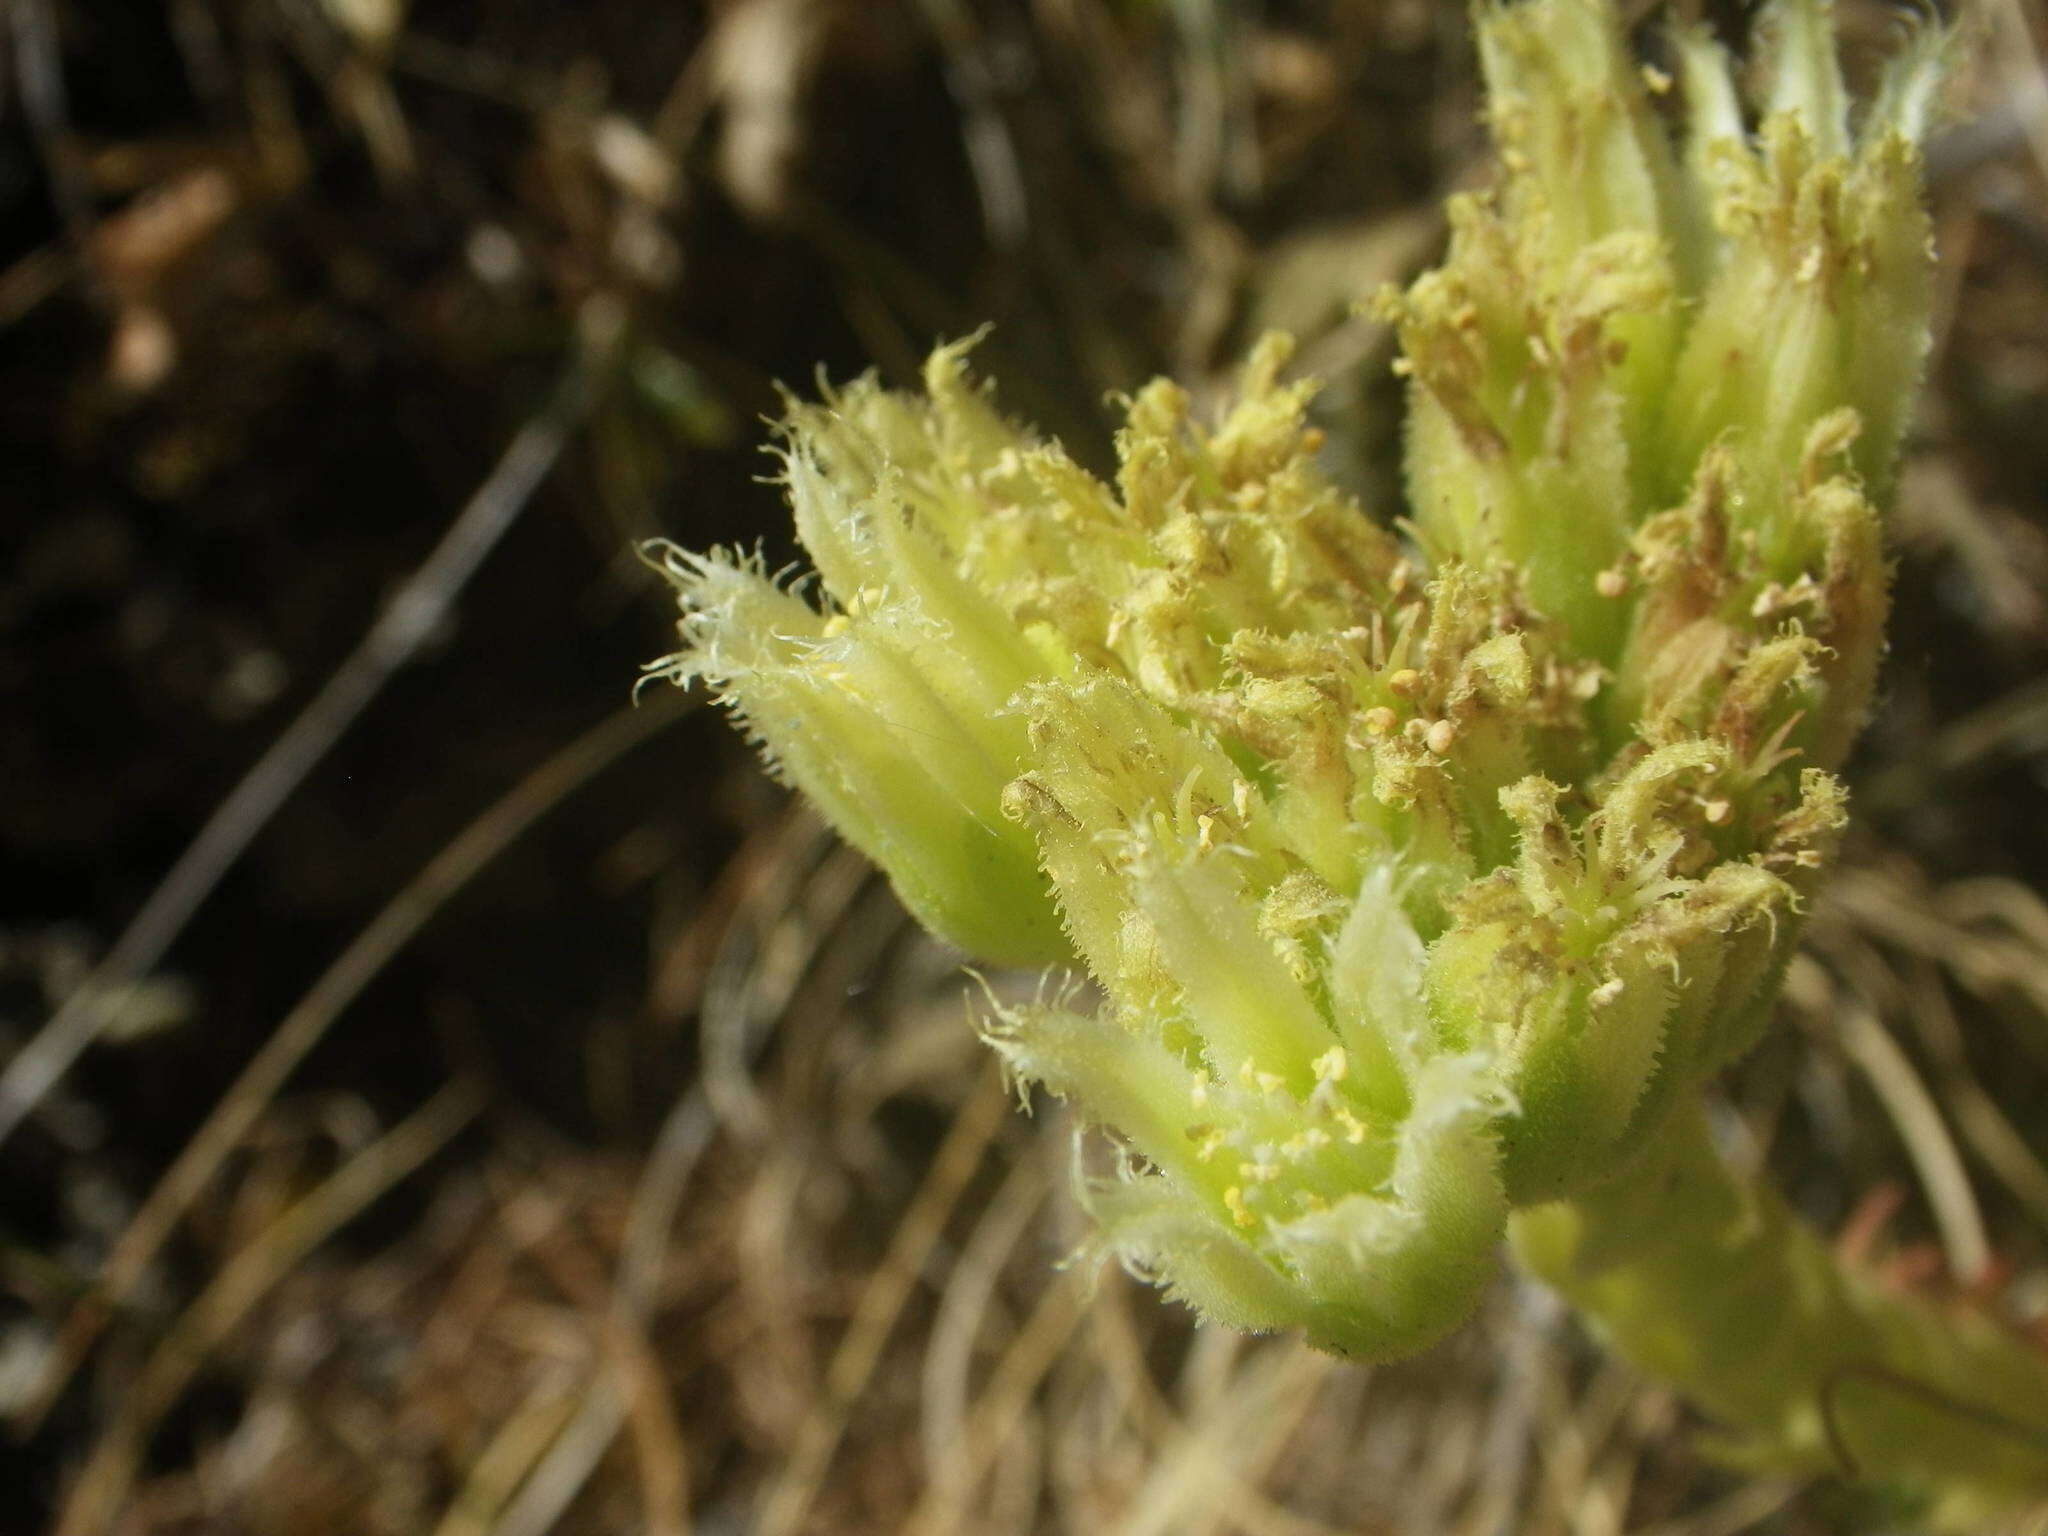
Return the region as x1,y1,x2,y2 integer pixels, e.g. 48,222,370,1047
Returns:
1511,1102,2048,1530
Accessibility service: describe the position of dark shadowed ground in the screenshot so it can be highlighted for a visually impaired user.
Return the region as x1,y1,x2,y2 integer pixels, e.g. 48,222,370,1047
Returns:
5,2,2048,1532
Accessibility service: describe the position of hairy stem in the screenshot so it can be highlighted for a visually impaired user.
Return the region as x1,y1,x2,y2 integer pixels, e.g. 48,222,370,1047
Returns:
1512,1102,2048,1529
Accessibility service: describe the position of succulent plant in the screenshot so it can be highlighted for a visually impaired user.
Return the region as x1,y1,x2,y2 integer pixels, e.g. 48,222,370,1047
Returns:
647,1,2048,1522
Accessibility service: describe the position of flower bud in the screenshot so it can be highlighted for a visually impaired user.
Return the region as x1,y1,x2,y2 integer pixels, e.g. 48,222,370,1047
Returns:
651,0,1955,1399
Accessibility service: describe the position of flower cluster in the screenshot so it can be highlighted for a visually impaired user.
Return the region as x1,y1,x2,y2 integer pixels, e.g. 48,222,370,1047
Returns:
646,1,2048,1520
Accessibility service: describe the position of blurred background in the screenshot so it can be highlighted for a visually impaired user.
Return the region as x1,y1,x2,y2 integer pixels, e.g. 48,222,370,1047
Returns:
5,1,2048,1531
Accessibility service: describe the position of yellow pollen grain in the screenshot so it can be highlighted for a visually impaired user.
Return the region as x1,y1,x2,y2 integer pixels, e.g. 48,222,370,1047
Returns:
1225,1186,1255,1229
1313,1046,1348,1083
1388,667,1422,698
1363,706,1398,736
1595,568,1628,598
1426,719,1457,756
1335,1108,1368,1145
